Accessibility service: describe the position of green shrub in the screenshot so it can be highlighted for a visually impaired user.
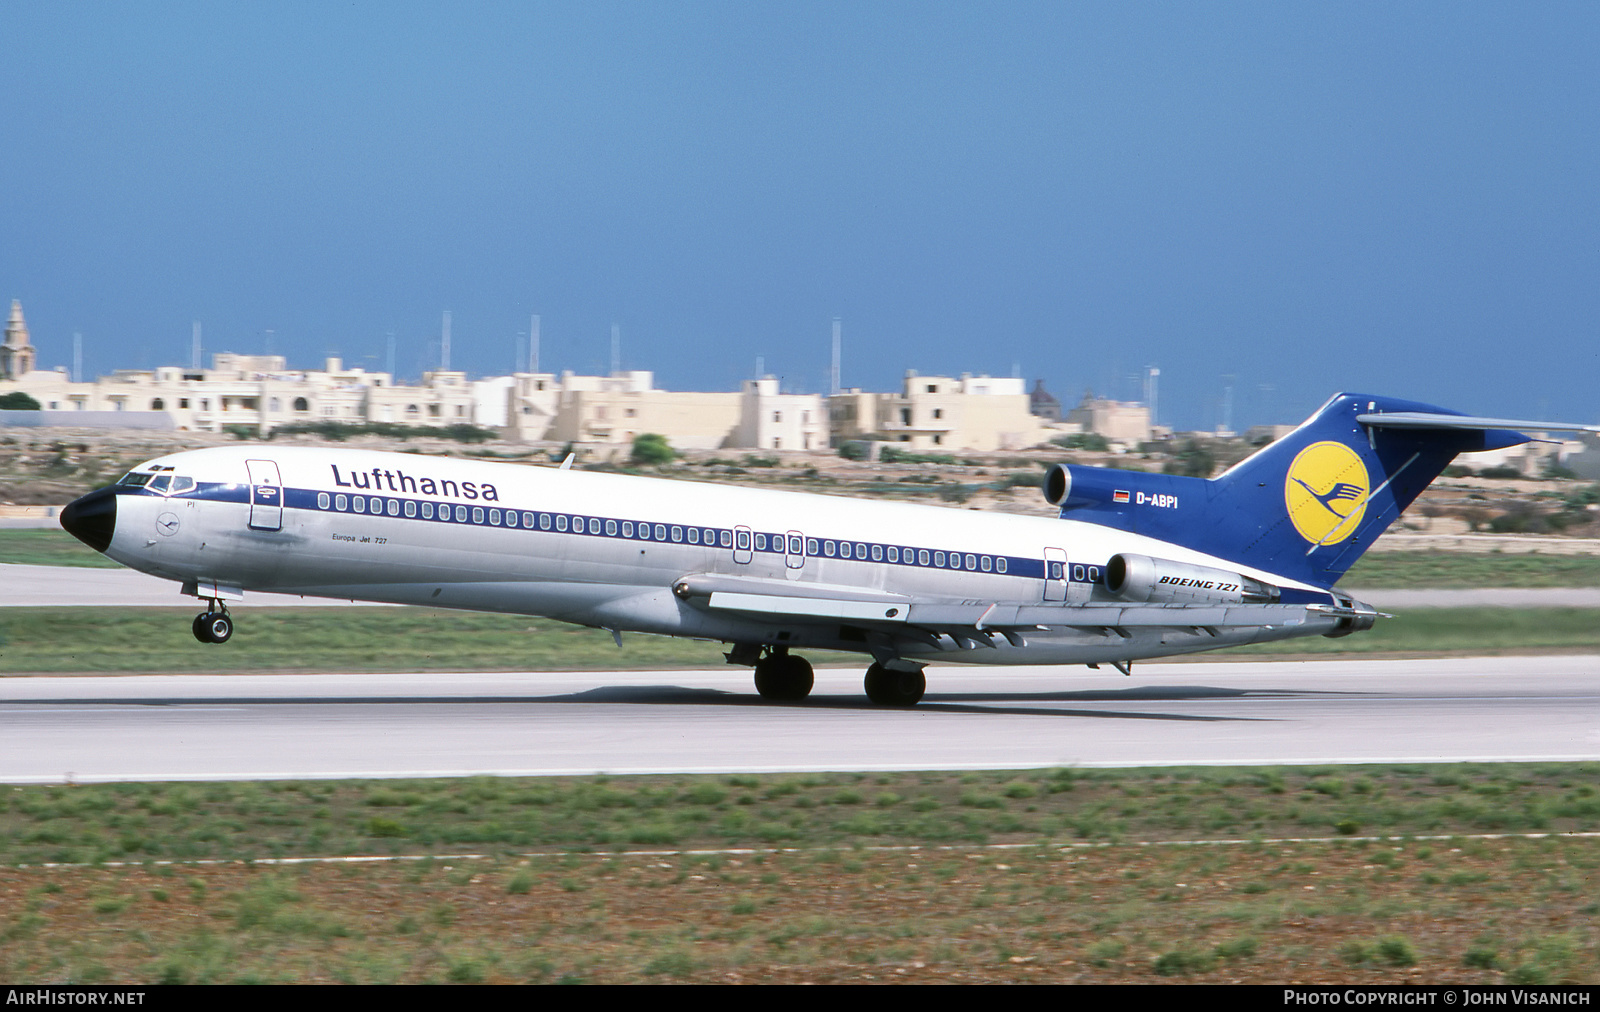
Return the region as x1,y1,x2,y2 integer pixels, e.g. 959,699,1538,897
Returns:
630,433,676,466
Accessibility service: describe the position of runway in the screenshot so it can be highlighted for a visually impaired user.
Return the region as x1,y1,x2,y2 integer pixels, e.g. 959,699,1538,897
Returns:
2,655,1597,783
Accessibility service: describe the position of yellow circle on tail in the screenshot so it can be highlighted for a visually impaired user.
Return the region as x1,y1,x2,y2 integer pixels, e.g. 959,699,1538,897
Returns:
1284,441,1370,545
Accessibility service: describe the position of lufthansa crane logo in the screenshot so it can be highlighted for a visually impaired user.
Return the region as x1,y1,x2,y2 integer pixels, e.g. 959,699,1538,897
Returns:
1284,441,1370,545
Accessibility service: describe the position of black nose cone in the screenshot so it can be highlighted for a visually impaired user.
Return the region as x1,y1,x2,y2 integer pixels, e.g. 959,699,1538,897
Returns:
60,486,118,553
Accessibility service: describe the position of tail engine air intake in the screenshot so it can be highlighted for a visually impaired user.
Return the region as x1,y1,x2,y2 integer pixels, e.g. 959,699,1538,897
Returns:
1105,553,1279,605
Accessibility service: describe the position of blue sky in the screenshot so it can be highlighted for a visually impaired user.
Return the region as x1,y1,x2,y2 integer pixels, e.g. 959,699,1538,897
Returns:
3,2,1597,431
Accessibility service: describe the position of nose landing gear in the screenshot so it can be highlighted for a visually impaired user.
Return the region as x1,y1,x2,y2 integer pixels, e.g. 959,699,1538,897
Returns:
191,604,234,644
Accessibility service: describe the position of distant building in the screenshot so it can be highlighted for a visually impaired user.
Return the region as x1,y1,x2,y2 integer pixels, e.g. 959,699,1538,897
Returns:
506,370,825,451
829,372,1054,452
1064,389,1152,446
0,352,479,433
1028,379,1061,421
737,377,828,451
1245,424,1297,446
1,301,36,380
1562,433,1600,480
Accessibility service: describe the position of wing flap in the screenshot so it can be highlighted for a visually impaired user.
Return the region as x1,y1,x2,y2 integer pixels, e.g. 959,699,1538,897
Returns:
699,586,1316,631
707,591,910,623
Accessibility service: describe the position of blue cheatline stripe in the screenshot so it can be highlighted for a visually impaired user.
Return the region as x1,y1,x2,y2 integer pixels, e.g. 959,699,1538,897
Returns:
165,481,1076,585
122,480,1338,604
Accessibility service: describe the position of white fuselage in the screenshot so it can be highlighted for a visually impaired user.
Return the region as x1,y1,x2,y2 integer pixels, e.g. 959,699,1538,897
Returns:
97,446,1346,666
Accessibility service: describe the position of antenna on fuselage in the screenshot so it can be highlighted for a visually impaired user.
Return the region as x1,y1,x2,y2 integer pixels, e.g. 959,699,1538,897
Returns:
558,453,575,470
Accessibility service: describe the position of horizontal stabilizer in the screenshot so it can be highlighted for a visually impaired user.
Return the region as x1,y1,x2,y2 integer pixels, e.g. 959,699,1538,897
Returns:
1357,412,1600,434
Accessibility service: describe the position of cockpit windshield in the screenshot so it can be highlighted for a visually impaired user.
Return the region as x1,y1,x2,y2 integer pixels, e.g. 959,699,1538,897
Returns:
117,472,195,494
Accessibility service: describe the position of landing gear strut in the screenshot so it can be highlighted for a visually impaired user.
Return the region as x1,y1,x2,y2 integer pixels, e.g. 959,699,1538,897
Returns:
864,662,925,707
191,603,233,644
753,648,814,701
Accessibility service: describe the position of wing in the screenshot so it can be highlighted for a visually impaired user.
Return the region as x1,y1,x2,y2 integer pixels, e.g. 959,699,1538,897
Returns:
672,573,1371,653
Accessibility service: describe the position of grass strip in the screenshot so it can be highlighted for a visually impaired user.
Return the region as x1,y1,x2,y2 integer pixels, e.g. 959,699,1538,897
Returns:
1,606,1596,674
0,607,857,674
0,529,123,568
1341,550,1600,588
4,763,1599,867
1222,607,1600,657
3,765,1600,983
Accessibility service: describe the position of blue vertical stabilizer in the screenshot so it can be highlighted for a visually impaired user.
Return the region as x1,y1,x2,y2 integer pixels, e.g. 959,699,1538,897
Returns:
1046,393,1544,587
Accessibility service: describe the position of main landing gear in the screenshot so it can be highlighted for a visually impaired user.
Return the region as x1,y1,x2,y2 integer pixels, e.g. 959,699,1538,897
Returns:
864,662,925,707
191,603,233,644
735,644,927,706
753,648,814,701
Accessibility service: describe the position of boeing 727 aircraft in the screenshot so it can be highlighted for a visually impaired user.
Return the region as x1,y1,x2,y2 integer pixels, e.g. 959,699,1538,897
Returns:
58,392,1599,705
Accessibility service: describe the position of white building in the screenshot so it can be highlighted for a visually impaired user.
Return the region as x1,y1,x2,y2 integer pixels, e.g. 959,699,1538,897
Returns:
1,352,479,433
829,372,1055,451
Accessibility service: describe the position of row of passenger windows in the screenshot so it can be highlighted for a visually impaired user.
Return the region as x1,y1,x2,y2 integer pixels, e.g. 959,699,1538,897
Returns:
316,491,727,544
312,491,1009,574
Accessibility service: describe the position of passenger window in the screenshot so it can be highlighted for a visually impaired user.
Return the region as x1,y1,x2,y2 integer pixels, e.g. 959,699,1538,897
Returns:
789,535,802,554
556,515,568,532
855,543,867,560
524,512,535,528
807,538,819,556
405,500,417,518
980,556,991,572
354,497,366,513
824,541,835,557
933,551,944,567
318,492,331,509
965,554,976,570
720,530,732,547
422,502,433,519
918,549,930,565
472,507,484,524
455,505,467,522
671,526,683,543
589,518,601,534
997,558,1008,573
490,509,501,525
688,527,699,544
736,530,750,550
387,499,400,516
755,533,766,550
622,521,634,537
606,519,617,536
654,524,666,540
871,545,883,562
